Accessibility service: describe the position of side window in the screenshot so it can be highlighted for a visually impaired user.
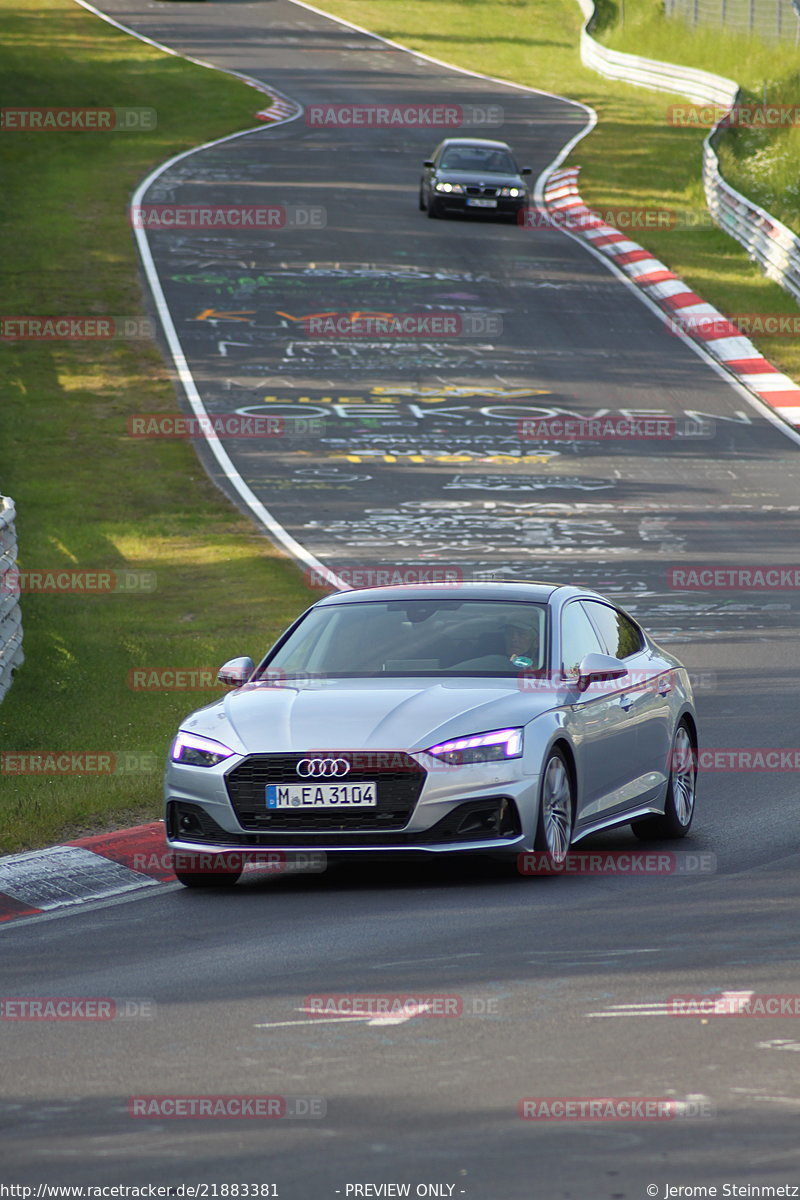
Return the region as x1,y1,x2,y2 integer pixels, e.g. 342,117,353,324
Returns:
583,602,644,660
561,602,605,677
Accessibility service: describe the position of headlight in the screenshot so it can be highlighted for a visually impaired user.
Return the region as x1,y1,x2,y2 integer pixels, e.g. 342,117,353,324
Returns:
171,732,235,767
435,182,464,193
500,187,522,197
426,728,523,766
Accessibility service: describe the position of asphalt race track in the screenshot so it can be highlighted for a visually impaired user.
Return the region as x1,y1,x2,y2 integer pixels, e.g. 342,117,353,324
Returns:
3,0,800,1195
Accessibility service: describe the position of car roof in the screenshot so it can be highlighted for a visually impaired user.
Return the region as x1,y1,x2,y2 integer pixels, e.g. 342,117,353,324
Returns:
315,581,574,607
437,138,513,151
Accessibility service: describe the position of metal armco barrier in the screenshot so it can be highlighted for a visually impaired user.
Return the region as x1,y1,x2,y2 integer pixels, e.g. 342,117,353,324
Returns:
0,496,24,702
575,0,800,306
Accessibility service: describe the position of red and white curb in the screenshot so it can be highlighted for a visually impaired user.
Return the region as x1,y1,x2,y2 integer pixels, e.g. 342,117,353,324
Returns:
0,824,174,925
543,167,800,428
255,95,302,123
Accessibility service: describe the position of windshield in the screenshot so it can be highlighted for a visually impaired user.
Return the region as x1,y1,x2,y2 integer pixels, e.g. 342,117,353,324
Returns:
439,147,517,174
258,599,548,679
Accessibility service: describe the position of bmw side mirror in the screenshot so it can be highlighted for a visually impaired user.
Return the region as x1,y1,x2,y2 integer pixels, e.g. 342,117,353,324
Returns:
423,160,435,168
217,656,255,688
521,167,533,176
575,653,628,693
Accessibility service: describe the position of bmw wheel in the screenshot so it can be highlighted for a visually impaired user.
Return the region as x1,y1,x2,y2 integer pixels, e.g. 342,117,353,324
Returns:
632,721,697,840
534,749,574,868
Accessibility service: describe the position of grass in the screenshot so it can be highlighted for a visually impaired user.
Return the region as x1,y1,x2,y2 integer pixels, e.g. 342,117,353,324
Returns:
306,0,800,380
0,0,318,852
599,0,800,239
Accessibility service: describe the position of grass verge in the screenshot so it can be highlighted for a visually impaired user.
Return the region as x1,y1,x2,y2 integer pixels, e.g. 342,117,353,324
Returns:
600,0,800,233
306,0,800,381
0,0,318,852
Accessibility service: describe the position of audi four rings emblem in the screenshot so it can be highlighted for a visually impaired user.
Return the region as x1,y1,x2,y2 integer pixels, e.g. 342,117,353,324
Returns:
296,758,351,778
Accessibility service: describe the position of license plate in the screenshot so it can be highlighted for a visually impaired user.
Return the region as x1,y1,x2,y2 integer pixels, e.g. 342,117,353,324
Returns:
266,782,377,809
467,198,497,208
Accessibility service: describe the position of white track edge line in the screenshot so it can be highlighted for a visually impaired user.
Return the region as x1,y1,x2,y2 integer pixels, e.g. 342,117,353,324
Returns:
73,0,351,592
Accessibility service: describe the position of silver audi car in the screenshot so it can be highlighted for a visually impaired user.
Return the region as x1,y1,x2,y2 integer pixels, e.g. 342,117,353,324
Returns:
164,582,699,887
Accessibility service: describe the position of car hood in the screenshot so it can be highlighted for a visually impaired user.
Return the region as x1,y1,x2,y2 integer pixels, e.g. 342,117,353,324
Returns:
434,170,525,187
180,678,558,755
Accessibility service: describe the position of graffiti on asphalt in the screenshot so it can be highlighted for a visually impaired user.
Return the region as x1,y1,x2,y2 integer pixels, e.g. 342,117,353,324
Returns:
443,475,613,491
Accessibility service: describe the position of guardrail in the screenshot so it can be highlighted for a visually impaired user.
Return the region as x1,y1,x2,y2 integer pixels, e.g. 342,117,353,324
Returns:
0,496,24,702
575,0,800,306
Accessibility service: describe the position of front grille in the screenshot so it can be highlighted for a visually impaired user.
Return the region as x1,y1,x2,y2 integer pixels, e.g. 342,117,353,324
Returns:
465,185,499,197
225,753,426,833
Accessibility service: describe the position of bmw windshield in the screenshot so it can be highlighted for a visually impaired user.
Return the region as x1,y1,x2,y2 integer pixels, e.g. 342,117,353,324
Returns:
439,148,517,173
257,599,548,679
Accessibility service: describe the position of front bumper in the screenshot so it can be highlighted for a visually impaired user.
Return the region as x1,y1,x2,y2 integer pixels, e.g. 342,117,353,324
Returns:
165,749,539,858
434,195,527,217
166,795,524,856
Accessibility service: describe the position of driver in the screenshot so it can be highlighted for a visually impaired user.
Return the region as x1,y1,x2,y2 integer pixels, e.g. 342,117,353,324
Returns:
504,618,539,668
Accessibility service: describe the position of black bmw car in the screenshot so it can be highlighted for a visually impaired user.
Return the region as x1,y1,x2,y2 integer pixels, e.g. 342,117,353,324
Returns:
419,137,532,220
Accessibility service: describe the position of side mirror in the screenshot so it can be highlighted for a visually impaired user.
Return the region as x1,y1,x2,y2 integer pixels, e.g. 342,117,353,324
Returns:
575,653,627,693
520,167,533,176
217,656,254,688
423,159,435,168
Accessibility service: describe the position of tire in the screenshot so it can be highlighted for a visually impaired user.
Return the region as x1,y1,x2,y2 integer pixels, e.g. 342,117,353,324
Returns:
173,855,243,888
632,721,697,840
427,197,441,219
418,186,426,212
533,748,574,871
